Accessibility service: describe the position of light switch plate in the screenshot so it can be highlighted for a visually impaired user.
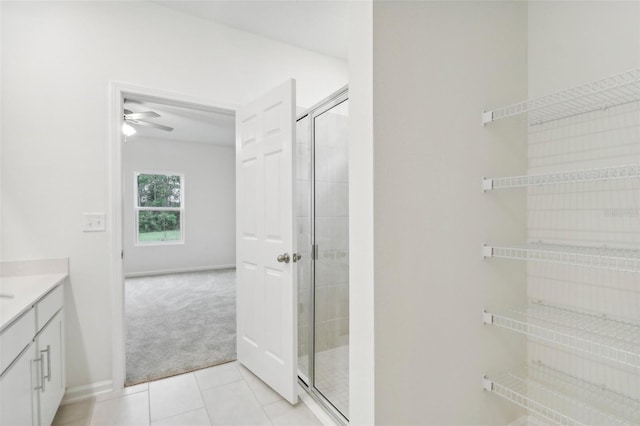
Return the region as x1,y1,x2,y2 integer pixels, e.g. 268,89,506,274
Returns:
82,213,106,232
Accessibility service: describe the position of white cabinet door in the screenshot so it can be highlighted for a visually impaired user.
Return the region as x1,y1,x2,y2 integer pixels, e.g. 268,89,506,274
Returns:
236,80,298,404
0,344,37,426
36,311,65,426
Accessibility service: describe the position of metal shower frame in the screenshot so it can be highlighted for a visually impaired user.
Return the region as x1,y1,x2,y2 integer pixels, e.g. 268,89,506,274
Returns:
296,85,349,425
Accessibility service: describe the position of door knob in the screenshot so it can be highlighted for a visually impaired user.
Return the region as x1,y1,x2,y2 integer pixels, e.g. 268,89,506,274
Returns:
292,253,302,262
277,253,290,263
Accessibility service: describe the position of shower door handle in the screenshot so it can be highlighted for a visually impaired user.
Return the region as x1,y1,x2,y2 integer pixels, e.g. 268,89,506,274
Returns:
277,253,290,263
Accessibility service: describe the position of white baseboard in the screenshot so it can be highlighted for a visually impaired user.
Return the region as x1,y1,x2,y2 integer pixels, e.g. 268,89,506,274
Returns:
298,384,340,426
124,264,236,278
62,380,113,404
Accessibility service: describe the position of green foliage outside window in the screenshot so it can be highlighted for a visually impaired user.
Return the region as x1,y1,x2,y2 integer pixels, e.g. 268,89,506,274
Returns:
137,174,182,207
136,173,183,243
138,211,180,233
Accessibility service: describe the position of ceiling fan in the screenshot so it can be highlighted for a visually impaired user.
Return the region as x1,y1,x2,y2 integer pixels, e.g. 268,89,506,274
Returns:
123,106,174,134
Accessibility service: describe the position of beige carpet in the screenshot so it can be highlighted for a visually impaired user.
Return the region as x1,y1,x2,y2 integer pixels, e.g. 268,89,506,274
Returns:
125,269,236,385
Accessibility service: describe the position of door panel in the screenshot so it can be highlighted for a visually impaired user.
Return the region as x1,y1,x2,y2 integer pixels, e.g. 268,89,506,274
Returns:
236,80,297,404
37,310,65,426
0,344,37,426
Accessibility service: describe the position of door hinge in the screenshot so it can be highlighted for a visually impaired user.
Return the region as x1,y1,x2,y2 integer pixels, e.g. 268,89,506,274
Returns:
311,244,319,260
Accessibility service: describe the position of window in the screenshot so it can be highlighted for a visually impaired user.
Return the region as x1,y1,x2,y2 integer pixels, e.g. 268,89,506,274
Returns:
135,172,184,245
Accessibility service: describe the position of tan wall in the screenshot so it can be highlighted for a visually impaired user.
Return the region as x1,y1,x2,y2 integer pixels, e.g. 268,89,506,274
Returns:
372,2,528,424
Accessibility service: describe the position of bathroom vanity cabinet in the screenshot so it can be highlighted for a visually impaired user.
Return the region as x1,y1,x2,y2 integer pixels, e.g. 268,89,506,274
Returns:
1,274,66,426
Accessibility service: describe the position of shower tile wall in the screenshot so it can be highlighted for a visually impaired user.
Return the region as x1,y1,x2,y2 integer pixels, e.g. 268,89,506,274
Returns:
314,103,349,355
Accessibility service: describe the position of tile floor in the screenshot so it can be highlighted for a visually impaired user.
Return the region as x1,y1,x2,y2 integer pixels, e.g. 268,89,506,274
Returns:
52,361,324,426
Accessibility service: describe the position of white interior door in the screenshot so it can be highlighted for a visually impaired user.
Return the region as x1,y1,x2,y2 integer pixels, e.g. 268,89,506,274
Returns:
236,79,297,404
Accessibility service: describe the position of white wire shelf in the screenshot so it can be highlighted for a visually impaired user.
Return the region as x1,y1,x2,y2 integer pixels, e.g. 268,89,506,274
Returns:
482,68,640,126
483,243,640,273
484,301,640,368
482,164,640,191
484,362,640,426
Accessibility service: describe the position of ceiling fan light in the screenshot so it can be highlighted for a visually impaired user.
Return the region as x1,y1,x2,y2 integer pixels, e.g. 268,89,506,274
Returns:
122,122,136,136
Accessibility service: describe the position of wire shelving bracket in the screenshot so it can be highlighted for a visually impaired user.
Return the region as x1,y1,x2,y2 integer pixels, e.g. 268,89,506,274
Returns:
482,68,640,126
482,164,640,191
484,301,640,368
483,243,640,273
484,362,640,426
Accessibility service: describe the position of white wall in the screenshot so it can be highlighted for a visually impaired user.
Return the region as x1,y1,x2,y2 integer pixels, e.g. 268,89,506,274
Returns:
372,2,528,424
528,1,640,98
527,0,640,407
347,1,375,424
0,1,347,389
122,137,235,276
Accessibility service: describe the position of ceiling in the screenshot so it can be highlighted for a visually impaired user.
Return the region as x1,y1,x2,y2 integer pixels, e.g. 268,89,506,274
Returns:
155,1,349,60
124,99,235,146
125,2,348,144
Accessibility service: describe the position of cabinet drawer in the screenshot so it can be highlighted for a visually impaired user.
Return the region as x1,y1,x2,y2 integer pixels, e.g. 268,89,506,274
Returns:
36,285,63,332
0,308,35,376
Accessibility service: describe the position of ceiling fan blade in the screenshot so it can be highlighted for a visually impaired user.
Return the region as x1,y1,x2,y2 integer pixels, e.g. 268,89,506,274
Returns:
129,119,174,132
125,111,161,120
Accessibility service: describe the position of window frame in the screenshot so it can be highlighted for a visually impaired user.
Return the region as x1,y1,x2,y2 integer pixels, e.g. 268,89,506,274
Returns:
134,171,185,246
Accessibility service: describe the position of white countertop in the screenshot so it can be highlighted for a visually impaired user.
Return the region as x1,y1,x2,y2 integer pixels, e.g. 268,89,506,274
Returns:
0,273,67,332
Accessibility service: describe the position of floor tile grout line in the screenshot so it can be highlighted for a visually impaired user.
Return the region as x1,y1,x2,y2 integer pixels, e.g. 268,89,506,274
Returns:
194,373,207,419
147,385,152,426
194,362,244,394
237,365,279,425
88,397,96,426
197,362,271,426
150,406,211,426
193,371,206,424
200,396,216,426
53,397,96,426
148,373,208,424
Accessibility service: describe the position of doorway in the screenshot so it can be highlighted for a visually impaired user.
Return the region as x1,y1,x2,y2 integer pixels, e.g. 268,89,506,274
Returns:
110,82,351,417
119,93,238,385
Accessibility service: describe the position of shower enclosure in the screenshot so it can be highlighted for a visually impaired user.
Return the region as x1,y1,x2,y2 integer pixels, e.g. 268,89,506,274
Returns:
296,88,349,423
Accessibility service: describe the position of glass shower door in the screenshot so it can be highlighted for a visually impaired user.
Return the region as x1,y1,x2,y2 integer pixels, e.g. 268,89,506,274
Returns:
296,90,349,423
313,98,349,418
